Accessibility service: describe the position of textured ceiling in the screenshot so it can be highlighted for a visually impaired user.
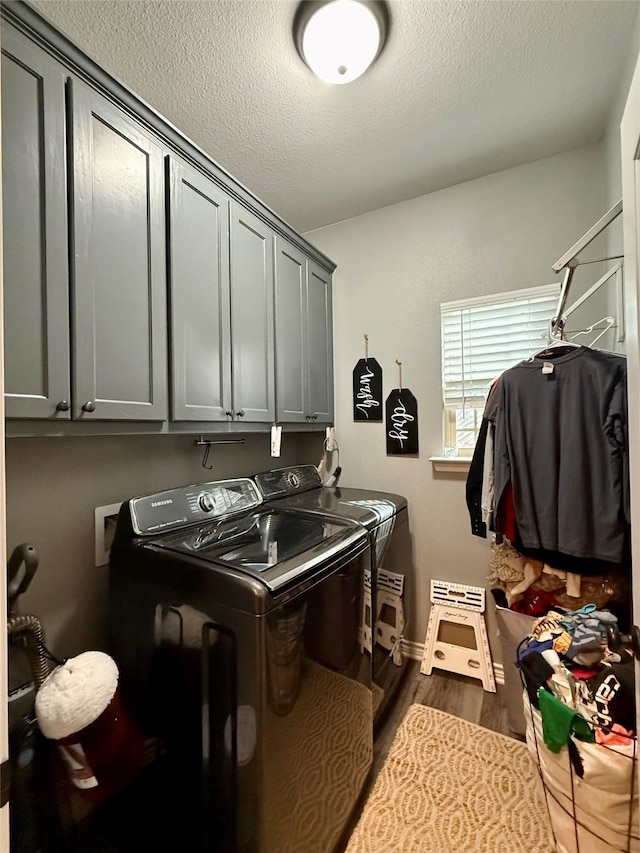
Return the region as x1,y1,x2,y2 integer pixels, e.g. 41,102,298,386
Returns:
28,0,640,232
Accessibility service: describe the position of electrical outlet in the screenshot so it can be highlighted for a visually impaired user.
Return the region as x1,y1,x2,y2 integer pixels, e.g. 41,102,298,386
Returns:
95,502,123,567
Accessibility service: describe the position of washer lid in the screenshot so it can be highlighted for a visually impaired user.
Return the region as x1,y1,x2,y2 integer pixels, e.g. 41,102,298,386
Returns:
149,508,368,590
261,486,406,529
254,467,407,527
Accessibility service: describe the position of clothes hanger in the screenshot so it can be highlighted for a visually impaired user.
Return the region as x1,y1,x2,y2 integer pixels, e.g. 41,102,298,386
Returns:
568,318,626,359
531,317,625,361
568,316,615,349
530,320,582,360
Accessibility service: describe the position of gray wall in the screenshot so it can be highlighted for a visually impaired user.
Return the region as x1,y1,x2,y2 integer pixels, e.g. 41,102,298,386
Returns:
6,431,324,658
305,143,607,660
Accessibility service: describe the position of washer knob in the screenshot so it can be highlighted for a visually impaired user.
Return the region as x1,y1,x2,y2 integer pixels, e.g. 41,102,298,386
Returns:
286,472,301,489
198,492,215,513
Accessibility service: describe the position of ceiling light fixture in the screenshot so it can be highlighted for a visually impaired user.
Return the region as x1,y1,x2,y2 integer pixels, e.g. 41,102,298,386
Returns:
294,0,389,85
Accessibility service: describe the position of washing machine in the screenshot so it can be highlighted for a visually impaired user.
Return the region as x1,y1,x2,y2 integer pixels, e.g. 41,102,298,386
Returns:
109,477,373,853
253,465,413,727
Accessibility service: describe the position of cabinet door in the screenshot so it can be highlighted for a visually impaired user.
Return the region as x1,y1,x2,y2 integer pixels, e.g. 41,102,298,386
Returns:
306,262,334,424
168,158,231,421
274,237,307,423
230,204,275,422
2,26,70,419
70,80,167,420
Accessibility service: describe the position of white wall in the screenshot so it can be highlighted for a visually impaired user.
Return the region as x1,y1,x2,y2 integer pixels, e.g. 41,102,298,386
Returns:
602,4,640,335
5,431,324,658
604,5,640,214
306,144,607,657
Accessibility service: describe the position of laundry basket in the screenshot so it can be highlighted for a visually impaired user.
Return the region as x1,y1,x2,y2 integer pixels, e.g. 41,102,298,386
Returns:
522,683,639,853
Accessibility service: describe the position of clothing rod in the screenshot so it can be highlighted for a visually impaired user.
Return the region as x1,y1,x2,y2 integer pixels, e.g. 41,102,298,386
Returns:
572,254,624,266
552,199,622,272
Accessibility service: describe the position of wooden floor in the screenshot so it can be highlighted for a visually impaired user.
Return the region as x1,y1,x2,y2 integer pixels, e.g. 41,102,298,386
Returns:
337,659,521,852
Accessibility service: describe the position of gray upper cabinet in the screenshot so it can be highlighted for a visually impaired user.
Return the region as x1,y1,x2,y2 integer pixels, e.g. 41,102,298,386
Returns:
230,203,275,422
306,261,334,423
2,26,71,419
275,237,334,424
70,79,167,420
1,9,335,433
168,161,276,424
274,238,307,423
168,157,232,421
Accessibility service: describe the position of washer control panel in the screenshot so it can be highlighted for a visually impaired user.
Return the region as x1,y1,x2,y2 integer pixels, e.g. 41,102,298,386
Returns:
254,465,322,499
129,478,263,535
197,492,216,513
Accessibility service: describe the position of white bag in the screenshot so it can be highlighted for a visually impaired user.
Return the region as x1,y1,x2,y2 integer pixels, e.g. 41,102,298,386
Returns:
523,691,639,853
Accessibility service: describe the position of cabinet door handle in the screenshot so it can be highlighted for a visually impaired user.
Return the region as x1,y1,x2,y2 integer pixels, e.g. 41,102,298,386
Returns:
56,400,70,412
225,411,233,417
82,401,96,413
311,414,317,420
236,410,245,418
305,415,311,421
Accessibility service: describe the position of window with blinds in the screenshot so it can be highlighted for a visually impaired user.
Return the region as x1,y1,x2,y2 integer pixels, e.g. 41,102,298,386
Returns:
440,284,559,454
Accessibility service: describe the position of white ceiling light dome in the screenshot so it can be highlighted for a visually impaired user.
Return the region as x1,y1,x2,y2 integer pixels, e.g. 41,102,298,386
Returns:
294,0,390,85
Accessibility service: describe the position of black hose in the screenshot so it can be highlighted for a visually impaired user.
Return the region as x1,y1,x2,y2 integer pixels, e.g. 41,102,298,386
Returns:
8,614,53,690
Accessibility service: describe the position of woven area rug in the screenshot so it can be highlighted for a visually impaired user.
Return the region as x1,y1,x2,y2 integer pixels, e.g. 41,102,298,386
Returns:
346,704,555,853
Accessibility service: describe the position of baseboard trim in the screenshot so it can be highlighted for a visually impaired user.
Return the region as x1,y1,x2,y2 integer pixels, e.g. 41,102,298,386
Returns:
401,638,424,661
400,638,505,686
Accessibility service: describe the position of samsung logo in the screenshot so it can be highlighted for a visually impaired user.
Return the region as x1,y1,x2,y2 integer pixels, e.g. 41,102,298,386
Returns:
151,499,173,507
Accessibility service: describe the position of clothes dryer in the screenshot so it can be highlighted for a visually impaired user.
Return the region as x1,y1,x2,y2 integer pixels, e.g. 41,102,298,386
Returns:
253,465,413,727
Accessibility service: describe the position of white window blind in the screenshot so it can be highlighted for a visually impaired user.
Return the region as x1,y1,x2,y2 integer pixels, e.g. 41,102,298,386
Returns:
441,284,560,410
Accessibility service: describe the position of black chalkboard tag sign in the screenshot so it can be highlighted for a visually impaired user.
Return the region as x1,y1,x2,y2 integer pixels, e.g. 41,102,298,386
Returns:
353,358,383,421
385,388,419,454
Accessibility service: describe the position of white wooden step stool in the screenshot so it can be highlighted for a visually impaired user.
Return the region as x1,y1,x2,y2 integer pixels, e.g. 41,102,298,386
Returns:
420,580,496,693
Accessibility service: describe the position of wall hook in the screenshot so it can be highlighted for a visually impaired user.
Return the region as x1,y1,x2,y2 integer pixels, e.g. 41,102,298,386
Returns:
395,359,403,389
193,436,246,470
364,333,369,359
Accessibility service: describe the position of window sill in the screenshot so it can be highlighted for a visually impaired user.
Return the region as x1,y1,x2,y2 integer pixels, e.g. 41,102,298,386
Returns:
429,456,471,474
